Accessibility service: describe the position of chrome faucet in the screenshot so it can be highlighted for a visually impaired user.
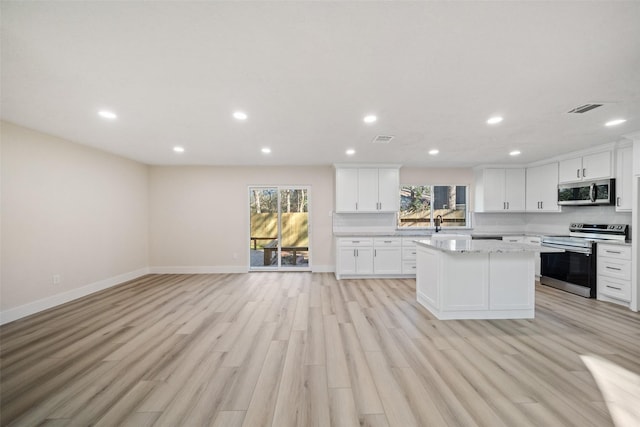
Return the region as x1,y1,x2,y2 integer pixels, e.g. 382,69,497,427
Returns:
435,215,443,233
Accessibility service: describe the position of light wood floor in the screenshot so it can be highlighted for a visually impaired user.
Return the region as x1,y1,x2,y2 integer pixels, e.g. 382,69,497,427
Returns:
2,273,640,426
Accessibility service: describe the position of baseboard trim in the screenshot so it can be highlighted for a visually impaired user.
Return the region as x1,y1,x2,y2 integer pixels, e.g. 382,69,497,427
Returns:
0,268,150,325
149,265,335,274
149,266,249,274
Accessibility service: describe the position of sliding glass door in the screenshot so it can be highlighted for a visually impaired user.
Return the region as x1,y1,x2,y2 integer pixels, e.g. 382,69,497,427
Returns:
249,186,310,270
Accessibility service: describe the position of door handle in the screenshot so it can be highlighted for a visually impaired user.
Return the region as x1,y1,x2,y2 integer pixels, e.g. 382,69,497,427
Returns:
582,168,586,178
617,197,621,207
577,169,580,178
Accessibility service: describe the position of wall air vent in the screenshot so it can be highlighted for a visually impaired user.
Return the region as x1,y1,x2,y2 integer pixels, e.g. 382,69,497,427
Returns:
372,135,394,144
567,103,603,114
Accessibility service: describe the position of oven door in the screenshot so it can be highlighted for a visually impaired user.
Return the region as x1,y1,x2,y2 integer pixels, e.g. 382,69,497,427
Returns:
540,248,596,297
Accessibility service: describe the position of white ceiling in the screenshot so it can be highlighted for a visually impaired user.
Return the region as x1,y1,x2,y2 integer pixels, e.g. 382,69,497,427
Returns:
2,1,640,167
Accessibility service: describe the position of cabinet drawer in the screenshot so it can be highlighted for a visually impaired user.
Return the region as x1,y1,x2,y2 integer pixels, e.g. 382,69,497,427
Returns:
402,237,420,246
374,237,402,247
598,276,631,301
502,236,523,243
402,260,417,275
338,238,373,247
524,236,541,245
598,258,631,281
403,247,417,260
597,245,631,260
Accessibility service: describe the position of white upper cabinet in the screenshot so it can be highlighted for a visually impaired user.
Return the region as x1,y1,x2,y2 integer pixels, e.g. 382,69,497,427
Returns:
335,168,359,212
335,165,400,213
475,168,526,212
558,151,612,183
526,162,560,212
615,146,632,211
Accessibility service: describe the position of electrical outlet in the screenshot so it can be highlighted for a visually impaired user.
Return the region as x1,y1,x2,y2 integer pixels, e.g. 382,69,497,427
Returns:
52,274,61,285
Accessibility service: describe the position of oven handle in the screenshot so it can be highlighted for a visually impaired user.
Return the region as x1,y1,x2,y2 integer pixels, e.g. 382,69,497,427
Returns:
589,182,596,202
541,243,592,255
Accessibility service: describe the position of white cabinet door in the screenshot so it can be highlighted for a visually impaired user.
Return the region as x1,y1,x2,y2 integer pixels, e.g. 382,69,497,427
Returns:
377,168,400,212
537,162,560,211
559,157,583,183
504,168,526,211
374,247,402,274
582,151,611,180
357,168,379,211
526,162,560,212
616,146,632,211
335,168,358,212
483,169,507,211
355,247,374,274
559,152,612,183
338,247,357,275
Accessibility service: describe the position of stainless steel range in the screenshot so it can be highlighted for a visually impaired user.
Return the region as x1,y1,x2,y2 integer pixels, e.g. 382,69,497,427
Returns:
541,223,629,298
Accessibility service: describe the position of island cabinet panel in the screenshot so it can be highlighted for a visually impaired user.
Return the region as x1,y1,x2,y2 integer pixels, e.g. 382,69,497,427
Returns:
488,253,535,310
441,253,489,311
416,246,439,309
415,241,536,320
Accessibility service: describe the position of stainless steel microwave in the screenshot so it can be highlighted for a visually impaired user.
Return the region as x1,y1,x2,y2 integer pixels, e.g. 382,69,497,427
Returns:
557,179,615,206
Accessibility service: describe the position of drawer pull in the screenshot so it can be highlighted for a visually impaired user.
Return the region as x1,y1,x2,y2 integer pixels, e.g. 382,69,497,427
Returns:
411,252,416,255
384,240,393,243
352,241,360,244
606,285,622,291
605,250,622,254
605,266,622,271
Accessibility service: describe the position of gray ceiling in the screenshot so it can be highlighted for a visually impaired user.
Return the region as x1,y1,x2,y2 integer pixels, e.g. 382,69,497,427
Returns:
2,1,640,167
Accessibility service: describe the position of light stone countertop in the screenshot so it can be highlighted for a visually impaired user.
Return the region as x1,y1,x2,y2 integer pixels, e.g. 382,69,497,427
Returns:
415,239,564,254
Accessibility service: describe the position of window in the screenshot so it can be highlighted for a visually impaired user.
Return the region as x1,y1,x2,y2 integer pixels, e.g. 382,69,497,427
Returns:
399,185,468,228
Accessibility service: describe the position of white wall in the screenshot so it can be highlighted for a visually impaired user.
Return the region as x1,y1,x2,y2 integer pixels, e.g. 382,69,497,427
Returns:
148,165,334,272
1,122,149,322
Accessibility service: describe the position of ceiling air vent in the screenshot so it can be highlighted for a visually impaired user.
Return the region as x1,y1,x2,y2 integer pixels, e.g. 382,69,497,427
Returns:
567,103,603,114
372,135,394,144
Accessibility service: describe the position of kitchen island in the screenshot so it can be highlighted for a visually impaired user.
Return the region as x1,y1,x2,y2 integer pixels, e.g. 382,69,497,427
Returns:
415,239,557,320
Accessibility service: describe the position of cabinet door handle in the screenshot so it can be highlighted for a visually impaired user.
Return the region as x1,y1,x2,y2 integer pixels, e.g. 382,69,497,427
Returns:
374,249,377,257
384,240,392,243
355,202,358,210
617,197,621,207
605,250,621,254
507,202,509,209
605,266,622,271
577,169,580,178
606,285,622,291
582,168,586,178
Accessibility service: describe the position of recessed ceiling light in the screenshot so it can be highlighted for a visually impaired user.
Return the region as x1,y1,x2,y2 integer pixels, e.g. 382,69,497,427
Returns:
346,149,356,156
605,119,626,127
509,150,521,156
98,110,117,120
363,115,377,124
429,149,439,155
173,146,185,153
487,116,503,125
233,111,248,120
261,147,271,154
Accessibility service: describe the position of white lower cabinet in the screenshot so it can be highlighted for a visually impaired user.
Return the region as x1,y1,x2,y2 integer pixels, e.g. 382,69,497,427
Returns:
336,238,374,278
373,238,402,274
597,243,632,305
335,236,422,279
402,237,418,275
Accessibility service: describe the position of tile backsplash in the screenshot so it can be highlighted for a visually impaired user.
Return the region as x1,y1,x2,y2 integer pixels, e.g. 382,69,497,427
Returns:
473,205,632,236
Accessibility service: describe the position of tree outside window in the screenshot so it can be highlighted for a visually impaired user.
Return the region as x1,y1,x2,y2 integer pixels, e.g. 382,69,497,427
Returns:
399,185,467,228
